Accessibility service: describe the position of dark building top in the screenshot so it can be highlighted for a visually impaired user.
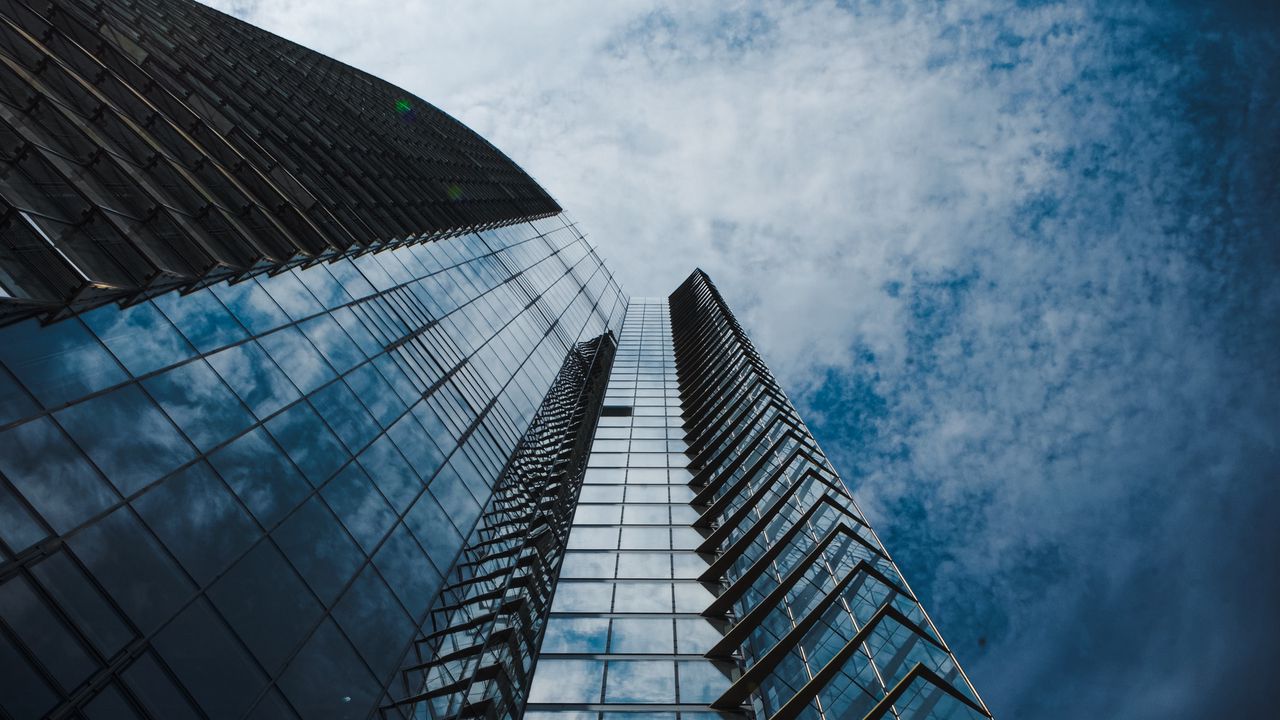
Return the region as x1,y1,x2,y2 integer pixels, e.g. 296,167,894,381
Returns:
0,0,560,325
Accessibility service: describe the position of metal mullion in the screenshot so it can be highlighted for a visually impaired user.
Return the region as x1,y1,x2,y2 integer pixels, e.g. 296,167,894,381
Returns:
692,426,803,507
708,556,917,707
763,605,980,720
697,440,816,530
697,466,839,555
689,398,795,487
710,544,914,662
702,497,874,616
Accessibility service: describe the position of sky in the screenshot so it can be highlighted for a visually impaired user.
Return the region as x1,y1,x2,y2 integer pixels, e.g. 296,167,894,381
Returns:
207,1,1280,716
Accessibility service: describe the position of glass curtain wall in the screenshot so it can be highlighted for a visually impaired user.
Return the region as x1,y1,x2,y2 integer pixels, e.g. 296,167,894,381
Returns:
0,215,624,720
525,298,742,719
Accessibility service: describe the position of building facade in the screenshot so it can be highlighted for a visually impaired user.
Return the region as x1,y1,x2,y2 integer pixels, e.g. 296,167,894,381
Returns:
0,2,990,720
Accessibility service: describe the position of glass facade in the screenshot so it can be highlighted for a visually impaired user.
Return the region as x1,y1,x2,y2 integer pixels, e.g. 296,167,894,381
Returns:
525,298,739,720
667,272,990,720
0,215,624,720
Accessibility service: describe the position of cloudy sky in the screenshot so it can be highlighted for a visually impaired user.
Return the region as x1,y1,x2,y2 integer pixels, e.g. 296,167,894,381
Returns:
208,1,1279,716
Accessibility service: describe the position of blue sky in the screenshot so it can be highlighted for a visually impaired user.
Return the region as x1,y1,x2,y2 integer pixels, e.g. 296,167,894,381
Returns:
211,1,1280,715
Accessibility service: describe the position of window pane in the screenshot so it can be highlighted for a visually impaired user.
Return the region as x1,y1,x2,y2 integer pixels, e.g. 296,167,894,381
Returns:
133,462,258,585
550,582,613,613
55,385,195,496
528,659,604,703
604,660,675,703
609,618,673,654
542,617,610,653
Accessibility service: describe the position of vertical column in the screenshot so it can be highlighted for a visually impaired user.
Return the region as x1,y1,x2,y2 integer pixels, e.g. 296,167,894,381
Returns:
525,299,744,719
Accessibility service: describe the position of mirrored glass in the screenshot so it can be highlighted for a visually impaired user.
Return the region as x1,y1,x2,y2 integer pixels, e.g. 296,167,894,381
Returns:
542,617,609,653
609,618,673,654
0,318,126,407
528,659,604,703
55,384,195,495
604,660,675,703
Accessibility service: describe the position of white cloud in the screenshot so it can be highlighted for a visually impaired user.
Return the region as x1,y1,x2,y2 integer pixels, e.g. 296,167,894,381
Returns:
205,1,1280,716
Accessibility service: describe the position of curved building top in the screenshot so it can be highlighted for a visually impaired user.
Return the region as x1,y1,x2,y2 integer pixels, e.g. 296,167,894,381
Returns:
0,0,560,324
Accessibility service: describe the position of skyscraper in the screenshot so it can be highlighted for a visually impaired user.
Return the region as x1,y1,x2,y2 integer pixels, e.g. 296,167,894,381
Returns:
0,2,991,720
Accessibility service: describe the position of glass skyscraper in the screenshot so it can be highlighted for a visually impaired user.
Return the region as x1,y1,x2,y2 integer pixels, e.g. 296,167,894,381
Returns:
0,2,991,720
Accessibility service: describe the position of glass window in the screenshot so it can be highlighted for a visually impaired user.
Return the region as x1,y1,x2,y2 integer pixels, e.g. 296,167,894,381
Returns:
332,565,415,681
626,469,667,484
258,271,322,321
0,480,48,555
143,359,255,452
121,652,200,720
550,582,613,613
81,301,195,377
604,660,675,703
403,492,462,572
574,505,622,525
69,506,194,634
2,630,58,717
579,486,624,503
570,527,620,550
584,468,626,484
542,617,610,653
628,453,666,468
613,582,672,613
676,661,732,704
384,409,445,481
309,379,379,452
206,340,300,420
528,659,604,703
0,575,97,691
299,315,364,374
626,486,668,503
560,553,616,579
671,528,704,551
674,584,717,614
0,317,126,407
0,365,37,427
373,523,441,619
609,618,673,654
55,384,195,496
672,554,707,580
209,541,322,673
320,463,396,553
277,618,380,720
151,598,266,718
133,462,259,585
208,428,310,528
210,280,289,335
264,401,348,486
244,687,300,720
81,683,144,720
357,435,421,513
0,417,117,533
675,619,723,655
30,552,133,658
670,506,700,524
152,288,247,354
589,453,626,468
617,553,671,579
272,496,363,605
258,327,335,394
620,528,670,550
623,506,669,525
